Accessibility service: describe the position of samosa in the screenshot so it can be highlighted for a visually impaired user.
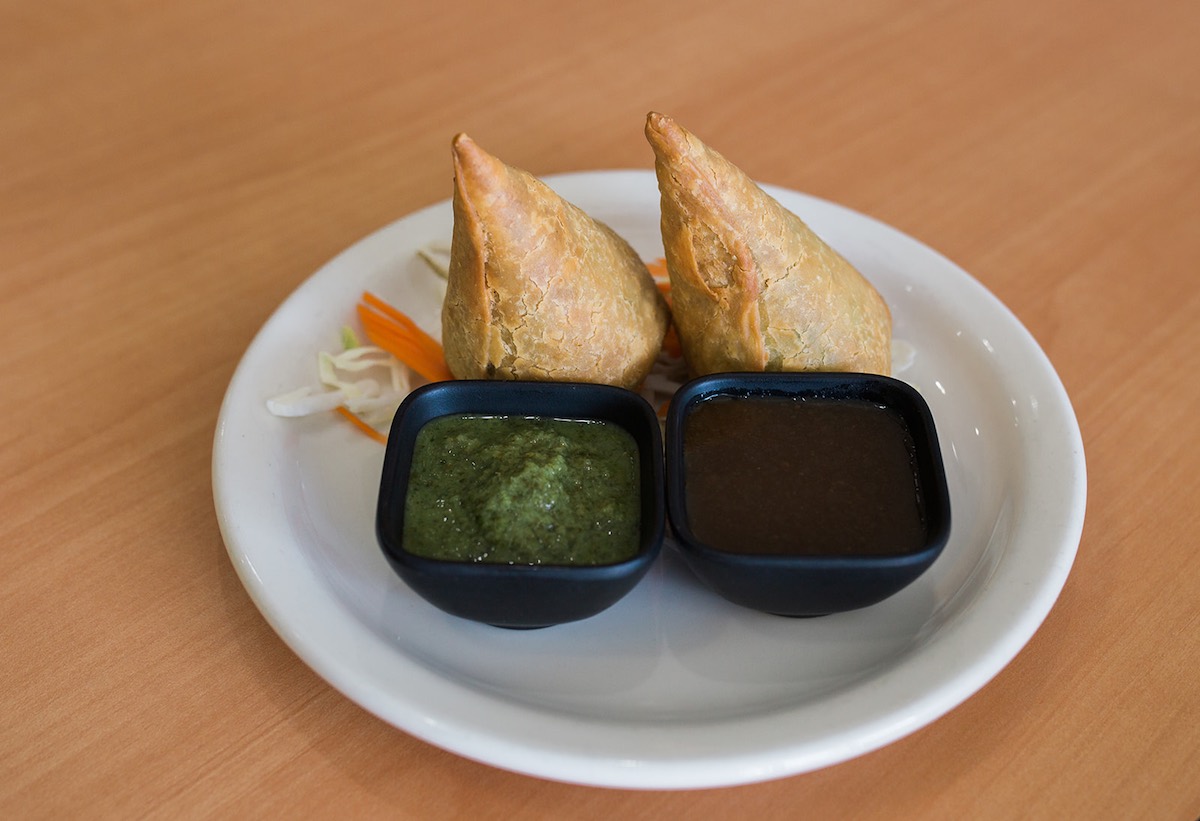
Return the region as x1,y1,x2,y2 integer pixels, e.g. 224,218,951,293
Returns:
442,133,669,389
644,112,892,376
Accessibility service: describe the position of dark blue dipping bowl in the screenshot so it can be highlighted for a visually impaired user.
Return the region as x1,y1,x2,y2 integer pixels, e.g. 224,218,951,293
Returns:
665,372,951,617
376,380,665,629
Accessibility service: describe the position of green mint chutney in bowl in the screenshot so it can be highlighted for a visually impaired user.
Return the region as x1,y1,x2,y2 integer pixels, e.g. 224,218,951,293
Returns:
376,380,664,629
402,415,641,566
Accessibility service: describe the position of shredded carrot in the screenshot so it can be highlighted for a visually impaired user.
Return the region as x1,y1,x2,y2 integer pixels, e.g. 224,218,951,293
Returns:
335,406,388,445
362,292,427,336
662,324,682,358
645,259,681,358
357,292,455,383
357,306,435,370
647,260,671,296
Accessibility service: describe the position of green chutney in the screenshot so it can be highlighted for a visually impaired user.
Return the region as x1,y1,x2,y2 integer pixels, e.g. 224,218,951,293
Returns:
402,415,641,565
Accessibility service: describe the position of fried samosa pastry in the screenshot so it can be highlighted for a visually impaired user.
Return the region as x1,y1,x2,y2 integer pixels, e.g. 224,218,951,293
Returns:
645,112,892,376
442,133,670,389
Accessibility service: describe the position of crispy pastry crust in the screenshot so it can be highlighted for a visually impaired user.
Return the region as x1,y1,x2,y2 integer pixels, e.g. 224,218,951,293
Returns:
442,134,669,389
645,112,892,376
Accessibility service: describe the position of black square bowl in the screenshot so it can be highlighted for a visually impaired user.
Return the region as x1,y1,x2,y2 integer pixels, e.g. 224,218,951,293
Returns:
665,372,951,617
376,380,664,629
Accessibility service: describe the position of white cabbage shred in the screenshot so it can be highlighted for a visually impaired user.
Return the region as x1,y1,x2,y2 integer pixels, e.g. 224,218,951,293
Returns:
266,341,410,431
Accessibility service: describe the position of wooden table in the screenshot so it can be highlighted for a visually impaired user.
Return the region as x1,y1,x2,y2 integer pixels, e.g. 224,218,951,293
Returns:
4,0,1198,816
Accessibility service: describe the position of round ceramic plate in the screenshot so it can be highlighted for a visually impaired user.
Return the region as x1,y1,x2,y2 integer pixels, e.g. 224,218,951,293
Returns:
212,171,1086,789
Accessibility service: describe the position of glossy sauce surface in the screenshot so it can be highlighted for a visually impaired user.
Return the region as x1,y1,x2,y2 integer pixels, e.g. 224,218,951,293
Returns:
403,414,641,565
683,396,927,556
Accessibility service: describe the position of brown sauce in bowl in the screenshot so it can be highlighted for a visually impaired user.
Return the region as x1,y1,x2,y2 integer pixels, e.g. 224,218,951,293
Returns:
682,396,927,556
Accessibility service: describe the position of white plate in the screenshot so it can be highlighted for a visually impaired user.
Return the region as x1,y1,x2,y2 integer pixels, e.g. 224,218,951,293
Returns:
212,171,1086,789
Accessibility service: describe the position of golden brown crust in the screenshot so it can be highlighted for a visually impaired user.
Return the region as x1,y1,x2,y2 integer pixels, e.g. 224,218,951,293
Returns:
645,112,892,376
442,133,669,389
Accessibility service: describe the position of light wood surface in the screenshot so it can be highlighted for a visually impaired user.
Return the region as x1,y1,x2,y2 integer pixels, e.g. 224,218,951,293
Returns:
3,0,1198,817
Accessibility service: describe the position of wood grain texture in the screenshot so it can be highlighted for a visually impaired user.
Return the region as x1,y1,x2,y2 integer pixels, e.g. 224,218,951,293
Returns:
2,0,1198,817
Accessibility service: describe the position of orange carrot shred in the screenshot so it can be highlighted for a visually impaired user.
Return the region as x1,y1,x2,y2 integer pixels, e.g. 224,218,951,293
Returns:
360,323,447,382
363,292,423,333
360,295,436,348
662,325,682,358
357,292,455,383
336,406,388,445
643,259,679,357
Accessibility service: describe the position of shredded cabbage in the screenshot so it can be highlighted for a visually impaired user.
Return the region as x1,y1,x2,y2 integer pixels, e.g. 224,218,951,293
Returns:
265,244,453,438
267,339,410,430
416,243,451,279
